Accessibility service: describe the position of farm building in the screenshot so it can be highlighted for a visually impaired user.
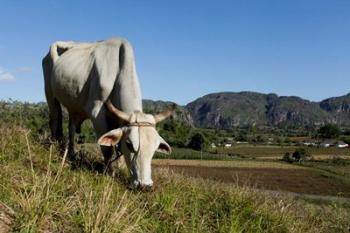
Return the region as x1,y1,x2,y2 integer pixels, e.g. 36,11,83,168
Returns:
320,140,333,148
302,139,319,147
336,141,349,148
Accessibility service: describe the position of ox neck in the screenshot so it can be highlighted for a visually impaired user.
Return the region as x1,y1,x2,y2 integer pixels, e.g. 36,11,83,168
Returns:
110,95,143,113
112,80,143,113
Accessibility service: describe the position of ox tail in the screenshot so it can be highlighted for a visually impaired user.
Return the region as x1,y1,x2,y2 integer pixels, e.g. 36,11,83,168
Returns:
42,53,64,143
49,41,75,62
49,43,59,62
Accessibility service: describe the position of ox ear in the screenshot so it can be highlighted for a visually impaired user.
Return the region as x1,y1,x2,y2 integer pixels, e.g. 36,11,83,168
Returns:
98,129,123,146
157,136,171,154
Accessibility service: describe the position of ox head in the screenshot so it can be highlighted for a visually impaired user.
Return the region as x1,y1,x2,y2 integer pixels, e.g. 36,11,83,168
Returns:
97,100,174,190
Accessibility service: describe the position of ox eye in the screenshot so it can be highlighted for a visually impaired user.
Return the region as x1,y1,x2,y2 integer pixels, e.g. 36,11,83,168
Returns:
125,140,135,152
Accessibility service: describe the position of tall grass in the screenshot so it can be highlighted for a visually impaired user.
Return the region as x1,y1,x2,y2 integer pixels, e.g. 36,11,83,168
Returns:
0,127,349,232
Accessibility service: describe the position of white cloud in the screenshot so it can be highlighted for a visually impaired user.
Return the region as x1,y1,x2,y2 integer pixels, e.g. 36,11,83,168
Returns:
0,67,15,81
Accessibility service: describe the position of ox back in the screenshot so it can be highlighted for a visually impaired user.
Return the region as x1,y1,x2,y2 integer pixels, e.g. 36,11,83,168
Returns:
43,38,142,138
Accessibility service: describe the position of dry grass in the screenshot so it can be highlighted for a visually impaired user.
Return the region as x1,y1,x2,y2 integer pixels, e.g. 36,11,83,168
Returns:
0,127,350,232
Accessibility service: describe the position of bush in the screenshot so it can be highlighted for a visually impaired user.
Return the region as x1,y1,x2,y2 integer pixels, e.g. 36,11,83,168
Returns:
292,148,312,162
187,133,206,151
282,152,293,163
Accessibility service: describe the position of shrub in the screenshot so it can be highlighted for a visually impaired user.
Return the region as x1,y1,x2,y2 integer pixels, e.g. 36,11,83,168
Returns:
292,148,311,162
282,152,293,163
187,133,206,151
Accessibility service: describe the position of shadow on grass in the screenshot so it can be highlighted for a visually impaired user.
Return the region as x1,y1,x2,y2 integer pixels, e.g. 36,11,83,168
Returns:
64,148,131,188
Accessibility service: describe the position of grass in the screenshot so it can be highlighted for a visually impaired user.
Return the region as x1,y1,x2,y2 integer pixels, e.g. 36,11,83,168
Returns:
302,159,350,178
1,127,350,232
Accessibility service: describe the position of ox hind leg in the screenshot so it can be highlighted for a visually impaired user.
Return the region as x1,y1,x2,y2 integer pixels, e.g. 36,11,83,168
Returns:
47,98,64,147
43,53,63,147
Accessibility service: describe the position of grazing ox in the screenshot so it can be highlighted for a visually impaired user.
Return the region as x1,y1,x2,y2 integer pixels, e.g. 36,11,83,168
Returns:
42,38,173,189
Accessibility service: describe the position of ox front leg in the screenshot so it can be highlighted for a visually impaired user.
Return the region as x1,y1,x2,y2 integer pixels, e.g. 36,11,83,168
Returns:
101,146,114,175
90,104,116,175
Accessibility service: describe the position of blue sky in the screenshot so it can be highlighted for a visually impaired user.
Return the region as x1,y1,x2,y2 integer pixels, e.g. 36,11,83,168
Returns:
0,0,349,105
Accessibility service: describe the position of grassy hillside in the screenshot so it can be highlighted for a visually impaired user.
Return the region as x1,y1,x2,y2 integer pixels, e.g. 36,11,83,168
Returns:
1,127,350,232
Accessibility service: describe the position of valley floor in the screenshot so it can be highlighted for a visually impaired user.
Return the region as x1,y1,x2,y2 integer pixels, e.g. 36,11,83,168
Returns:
153,159,350,198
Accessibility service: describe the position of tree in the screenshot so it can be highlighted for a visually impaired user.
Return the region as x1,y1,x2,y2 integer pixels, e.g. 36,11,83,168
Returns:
187,133,206,151
292,148,311,162
252,135,267,144
343,129,350,136
317,124,340,139
158,119,191,148
236,130,248,142
282,152,293,163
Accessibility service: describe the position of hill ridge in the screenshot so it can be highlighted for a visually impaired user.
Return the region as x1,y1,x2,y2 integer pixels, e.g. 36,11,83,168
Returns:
183,91,350,129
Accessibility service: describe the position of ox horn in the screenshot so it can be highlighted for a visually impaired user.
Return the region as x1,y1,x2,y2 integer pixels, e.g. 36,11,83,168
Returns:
105,100,131,122
154,104,176,123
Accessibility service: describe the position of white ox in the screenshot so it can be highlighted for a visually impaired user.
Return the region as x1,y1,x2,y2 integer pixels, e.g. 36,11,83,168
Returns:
42,38,173,189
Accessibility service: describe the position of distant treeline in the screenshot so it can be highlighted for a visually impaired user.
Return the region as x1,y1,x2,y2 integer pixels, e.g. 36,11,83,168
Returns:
1,101,349,151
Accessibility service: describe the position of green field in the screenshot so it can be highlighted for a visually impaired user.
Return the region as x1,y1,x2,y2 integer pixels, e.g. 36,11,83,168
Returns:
153,145,350,162
216,145,350,159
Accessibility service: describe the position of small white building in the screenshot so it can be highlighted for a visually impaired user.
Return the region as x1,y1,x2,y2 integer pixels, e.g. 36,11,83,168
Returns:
336,141,349,148
236,141,248,144
320,140,334,148
302,139,318,147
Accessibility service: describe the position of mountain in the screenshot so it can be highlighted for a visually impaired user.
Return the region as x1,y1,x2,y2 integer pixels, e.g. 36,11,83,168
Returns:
185,92,268,128
185,92,350,129
320,93,350,113
142,99,193,126
319,93,350,127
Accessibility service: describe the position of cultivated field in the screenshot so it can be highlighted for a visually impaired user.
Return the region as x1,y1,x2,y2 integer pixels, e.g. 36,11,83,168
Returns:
153,160,350,198
1,128,350,232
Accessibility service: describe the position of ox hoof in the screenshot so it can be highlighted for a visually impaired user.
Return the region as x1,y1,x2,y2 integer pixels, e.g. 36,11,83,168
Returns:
128,181,153,192
140,184,153,192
